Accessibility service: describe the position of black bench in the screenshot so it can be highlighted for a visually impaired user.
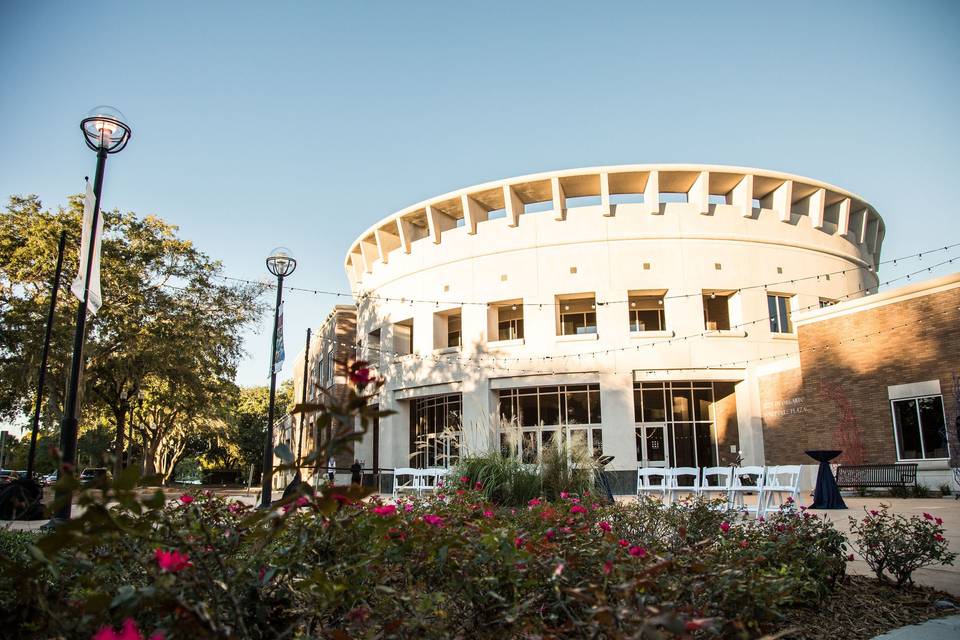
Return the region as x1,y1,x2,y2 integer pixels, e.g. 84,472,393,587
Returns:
835,463,918,489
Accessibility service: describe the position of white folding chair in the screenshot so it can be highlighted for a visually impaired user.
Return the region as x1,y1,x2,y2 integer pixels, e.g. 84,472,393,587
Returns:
636,467,669,502
729,466,766,517
762,465,802,515
667,467,701,503
700,466,733,508
392,467,418,498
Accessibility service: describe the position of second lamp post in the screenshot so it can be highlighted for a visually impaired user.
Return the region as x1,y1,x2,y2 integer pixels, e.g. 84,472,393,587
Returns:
260,247,296,508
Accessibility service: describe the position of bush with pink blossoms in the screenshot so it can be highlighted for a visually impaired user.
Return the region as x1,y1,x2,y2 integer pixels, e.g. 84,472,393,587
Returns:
849,504,956,587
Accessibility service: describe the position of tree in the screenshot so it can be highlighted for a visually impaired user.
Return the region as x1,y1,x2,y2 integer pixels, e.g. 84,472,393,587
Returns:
0,194,266,480
225,383,293,482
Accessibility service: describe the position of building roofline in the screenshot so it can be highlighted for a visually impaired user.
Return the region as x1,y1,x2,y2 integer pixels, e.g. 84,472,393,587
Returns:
794,272,960,326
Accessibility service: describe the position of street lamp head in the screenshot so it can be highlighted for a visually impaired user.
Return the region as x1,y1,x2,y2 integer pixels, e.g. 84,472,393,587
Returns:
266,246,297,278
81,105,131,153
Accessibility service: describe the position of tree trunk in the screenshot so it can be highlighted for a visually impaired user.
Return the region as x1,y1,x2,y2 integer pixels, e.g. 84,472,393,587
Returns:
113,404,126,477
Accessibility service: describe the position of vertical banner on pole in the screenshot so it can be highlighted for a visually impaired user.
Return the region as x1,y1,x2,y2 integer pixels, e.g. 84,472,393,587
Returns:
70,179,103,314
273,303,285,374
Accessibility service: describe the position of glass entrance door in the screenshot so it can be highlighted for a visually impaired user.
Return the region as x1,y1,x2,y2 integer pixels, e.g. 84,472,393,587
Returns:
634,381,720,475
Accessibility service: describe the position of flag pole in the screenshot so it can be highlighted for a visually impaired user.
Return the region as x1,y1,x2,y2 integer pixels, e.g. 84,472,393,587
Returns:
54,152,107,524
26,230,68,480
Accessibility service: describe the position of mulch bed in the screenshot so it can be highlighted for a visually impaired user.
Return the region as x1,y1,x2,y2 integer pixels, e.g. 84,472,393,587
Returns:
773,575,958,639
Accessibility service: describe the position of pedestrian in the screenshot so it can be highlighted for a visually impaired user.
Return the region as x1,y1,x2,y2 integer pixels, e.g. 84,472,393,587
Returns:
350,460,362,485
327,455,336,484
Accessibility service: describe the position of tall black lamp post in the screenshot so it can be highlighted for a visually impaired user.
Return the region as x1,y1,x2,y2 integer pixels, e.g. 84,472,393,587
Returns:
54,106,131,522
260,247,296,508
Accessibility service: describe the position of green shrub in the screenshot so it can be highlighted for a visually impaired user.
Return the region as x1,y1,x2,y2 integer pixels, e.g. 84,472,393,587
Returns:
940,483,953,497
849,504,957,586
890,485,910,499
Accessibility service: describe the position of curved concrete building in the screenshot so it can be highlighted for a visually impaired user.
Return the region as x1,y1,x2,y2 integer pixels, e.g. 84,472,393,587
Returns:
344,164,884,489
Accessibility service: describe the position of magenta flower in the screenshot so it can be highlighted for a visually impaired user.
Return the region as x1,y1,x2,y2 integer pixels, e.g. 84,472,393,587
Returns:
719,521,730,533
923,512,933,520
423,514,444,527
179,494,194,505
560,491,569,499
934,533,945,542
483,509,494,518
545,529,556,541
349,366,372,386
570,505,588,514
628,545,646,557
936,517,943,525
373,504,397,517
404,503,414,513
847,553,855,561
603,560,613,575
154,548,191,573
460,475,470,484
474,481,483,490
553,562,565,577
513,535,524,549
739,539,749,549
598,520,611,532
93,618,164,640
870,510,879,517
527,498,541,507
228,501,243,514
295,496,310,507
618,538,629,547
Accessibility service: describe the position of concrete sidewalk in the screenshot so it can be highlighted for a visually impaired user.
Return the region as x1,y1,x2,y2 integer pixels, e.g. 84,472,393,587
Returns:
872,614,960,639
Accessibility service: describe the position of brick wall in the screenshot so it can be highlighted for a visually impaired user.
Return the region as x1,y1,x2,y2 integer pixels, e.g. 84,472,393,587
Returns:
759,284,960,466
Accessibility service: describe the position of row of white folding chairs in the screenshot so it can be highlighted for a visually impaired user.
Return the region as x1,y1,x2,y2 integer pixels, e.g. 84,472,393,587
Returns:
636,465,803,517
392,467,452,498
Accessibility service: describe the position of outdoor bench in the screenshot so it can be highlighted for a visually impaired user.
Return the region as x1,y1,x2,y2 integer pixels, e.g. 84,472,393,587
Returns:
835,463,918,489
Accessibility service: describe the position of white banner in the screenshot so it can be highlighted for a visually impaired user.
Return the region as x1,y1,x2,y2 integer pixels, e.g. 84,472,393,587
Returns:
70,179,103,314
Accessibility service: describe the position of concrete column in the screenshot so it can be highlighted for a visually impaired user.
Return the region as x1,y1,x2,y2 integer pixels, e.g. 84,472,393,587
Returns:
809,188,826,229
396,218,414,254
736,375,766,466
837,198,851,236
375,228,399,264
504,185,523,227
461,194,488,235
689,170,710,215
551,176,567,221
599,171,613,216
599,372,637,472
380,393,410,469
731,174,754,217
426,204,456,244
858,209,871,245
460,375,494,456
359,239,378,273
645,170,661,215
771,180,794,222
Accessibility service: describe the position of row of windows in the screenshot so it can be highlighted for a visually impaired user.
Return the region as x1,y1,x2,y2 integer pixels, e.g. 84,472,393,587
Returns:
406,386,951,469
376,292,839,356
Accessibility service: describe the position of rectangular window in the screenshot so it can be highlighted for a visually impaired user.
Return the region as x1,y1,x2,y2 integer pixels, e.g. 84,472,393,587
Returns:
367,328,381,365
410,393,462,468
819,298,837,308
558,295,597,335
447,312,461,348
498,384,602,461
767,294,793,333
497,303,524,340
892,395,949,460
703,293,731,330
628,293,666,331
393,319,413,355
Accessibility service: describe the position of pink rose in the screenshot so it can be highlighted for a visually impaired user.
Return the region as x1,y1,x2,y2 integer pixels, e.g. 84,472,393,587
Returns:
923,512,933,520
570,505,588,514
560,491,569,499
373,504,397,517
719,521,730,533
154,548,191,573
423,514,444,527
603,560,613,575
527,498,541,507
598,520,611,532
93,618,164,640
179,494,193,505
628,545,646,557
483,510,494,518
460,475,470,484
618,539,629,547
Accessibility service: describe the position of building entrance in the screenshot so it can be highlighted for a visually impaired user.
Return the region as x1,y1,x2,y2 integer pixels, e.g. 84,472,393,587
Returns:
634,381,722,479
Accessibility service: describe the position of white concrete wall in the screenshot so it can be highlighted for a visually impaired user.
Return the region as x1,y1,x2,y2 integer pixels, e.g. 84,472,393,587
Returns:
345,166,882,475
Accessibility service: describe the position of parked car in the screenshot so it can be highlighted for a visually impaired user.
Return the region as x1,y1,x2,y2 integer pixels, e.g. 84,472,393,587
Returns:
79,467,109,485
0,470,17,485
42,472,58,486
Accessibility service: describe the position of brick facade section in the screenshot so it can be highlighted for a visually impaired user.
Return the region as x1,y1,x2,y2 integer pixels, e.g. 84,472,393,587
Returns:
760,284,960,466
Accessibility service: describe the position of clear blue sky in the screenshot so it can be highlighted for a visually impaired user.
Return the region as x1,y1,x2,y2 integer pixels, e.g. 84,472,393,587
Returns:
2,1,958,388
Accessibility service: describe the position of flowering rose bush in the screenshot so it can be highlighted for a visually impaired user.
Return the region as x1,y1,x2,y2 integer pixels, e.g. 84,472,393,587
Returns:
0,480,858,639
848,504,956,587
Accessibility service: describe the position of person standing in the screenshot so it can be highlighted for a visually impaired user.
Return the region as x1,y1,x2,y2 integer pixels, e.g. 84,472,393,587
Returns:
326,455,336,484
